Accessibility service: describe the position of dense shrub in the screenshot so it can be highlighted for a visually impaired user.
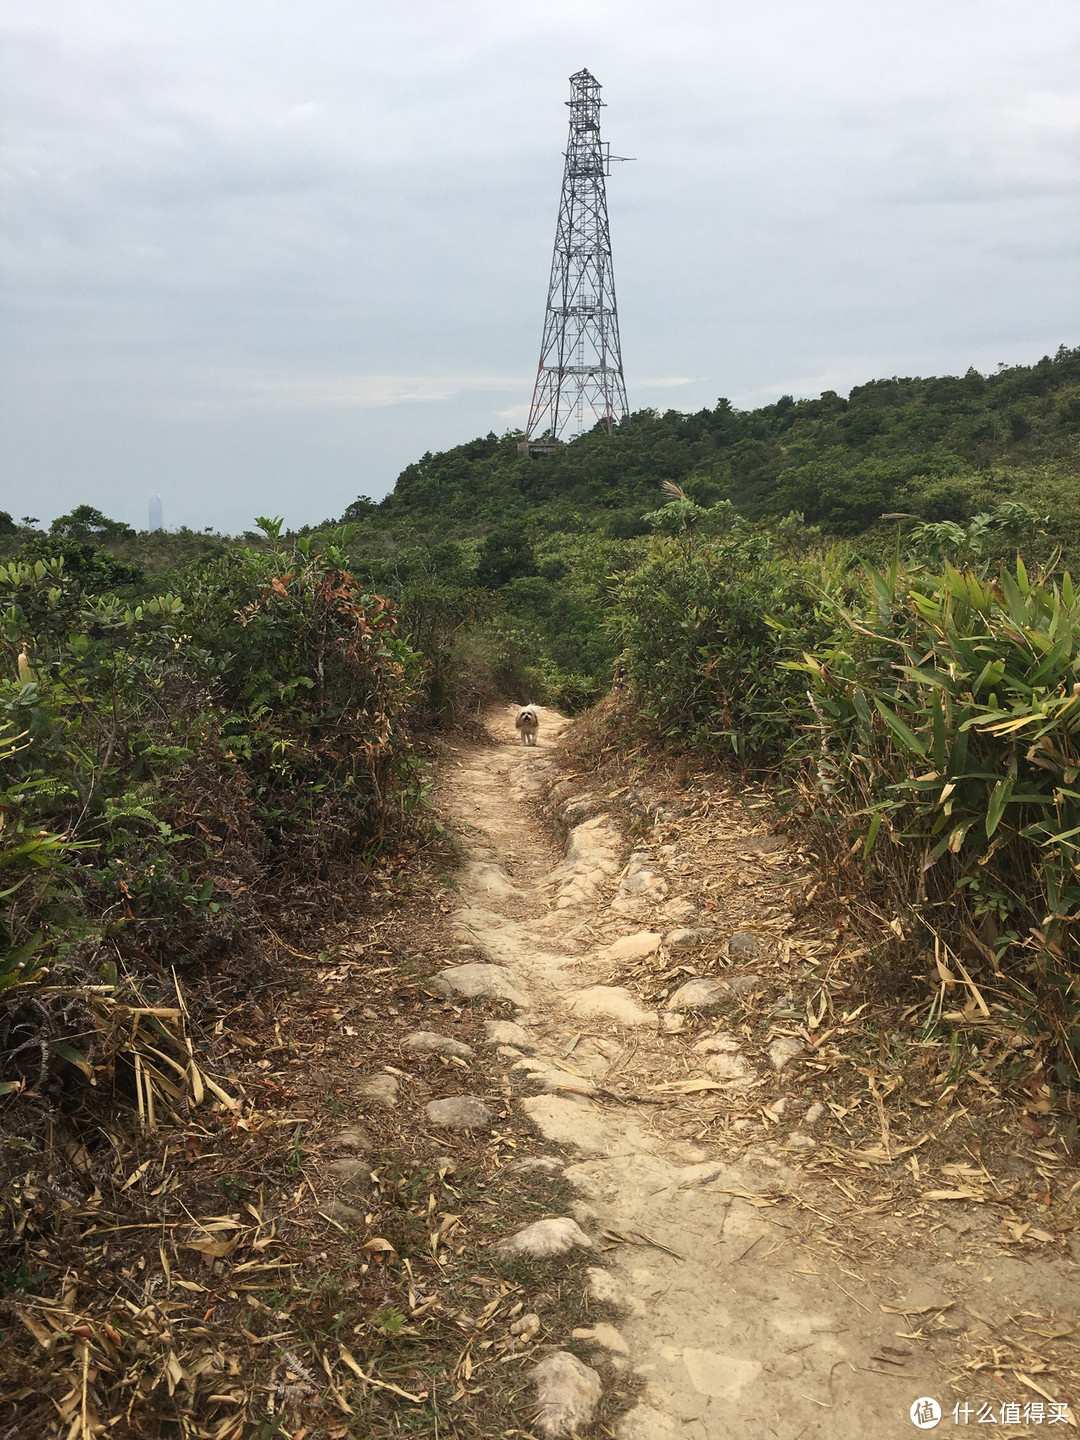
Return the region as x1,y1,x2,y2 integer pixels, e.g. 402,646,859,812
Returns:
0,529,423,1005
612,515,1080,1074
798,557,1080,1071
609,522,834,760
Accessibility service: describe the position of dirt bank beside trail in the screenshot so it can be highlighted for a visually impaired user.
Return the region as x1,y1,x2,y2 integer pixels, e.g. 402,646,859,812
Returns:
424,704,1080,1439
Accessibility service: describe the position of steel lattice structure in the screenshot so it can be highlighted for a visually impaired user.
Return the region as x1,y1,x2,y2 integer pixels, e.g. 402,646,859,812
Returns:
525,68,629,442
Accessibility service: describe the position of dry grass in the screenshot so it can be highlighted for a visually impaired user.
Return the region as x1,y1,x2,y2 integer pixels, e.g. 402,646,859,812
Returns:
0,835,634,1440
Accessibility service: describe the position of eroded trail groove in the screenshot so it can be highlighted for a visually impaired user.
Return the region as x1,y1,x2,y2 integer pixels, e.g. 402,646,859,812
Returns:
432,706,1078,1439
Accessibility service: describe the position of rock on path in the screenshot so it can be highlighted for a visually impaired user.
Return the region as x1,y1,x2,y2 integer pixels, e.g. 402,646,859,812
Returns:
357,1073,399,1108
402,1030,475,1058
483,1019,537,1049
599,931,663,961
665,977,730,1012
568,985,657,1027
429,963,532,1007
532,1352,603,1438
496,1216,593,1258
425,1096,495,1130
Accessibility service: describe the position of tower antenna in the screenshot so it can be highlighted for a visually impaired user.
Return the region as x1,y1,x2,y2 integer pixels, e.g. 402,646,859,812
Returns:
525,68,630,444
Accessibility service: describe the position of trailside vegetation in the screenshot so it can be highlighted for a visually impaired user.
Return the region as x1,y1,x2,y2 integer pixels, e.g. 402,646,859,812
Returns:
0,520,424,1261
0,344,1077,1251
338,343,1080,712
0,345,1079,1432
608,500,1080,1080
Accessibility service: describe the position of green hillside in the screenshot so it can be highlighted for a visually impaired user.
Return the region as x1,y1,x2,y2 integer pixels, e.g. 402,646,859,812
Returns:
349,344,1080,546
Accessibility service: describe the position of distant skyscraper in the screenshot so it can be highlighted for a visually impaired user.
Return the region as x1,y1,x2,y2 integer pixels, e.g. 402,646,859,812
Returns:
148,494,163,531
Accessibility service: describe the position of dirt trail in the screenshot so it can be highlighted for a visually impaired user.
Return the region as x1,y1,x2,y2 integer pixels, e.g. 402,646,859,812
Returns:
435,706,1078,1439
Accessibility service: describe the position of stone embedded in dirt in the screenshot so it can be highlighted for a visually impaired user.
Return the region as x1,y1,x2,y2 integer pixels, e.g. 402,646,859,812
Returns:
611,854,668,913
573,1322,630,1354
765,1097,786,1119
320,1197,366,1226
521,1094,615,1152
327,1157,371,1186
704,1052,756,1083
513,1055,552,1073
767,1036,805,1071
660,1013,687,1034
620,1404,680,1439
726,973,762,996
680,1348,763,1401
664,926,715,949
515,1155,564,1174
484,1019,537,1049
496,1216,593,1258
804,1101,826,1126
568,985,658,1028
510,1311,541,1339
677,1159,729,1187
570,1199,602,1226
402,1030,475,1059
329,1125,372,1153
600,931,663,962
563,815,624,870
358,1072,399,1108
664,897,697,924
429,963,532,1008
727,930,761,958
531,1351,603,1438
514,1056,597,1096
586,1266,646,1315
562,794,599,825
784,1131,816,1151
666,977,730,1012
425,1095,495,1130
432,1155,457,1174
692,1032,742,1054
555,815,625,909
460,857,519,898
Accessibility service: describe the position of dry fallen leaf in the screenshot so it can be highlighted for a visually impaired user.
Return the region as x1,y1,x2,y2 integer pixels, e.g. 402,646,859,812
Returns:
923,1188,986,1202
880,1302,954,1316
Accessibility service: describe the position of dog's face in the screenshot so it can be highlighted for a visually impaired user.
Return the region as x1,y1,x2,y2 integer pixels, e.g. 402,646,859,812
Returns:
515,707,538,728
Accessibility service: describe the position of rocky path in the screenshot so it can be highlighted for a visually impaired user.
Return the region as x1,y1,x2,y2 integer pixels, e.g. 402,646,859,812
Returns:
429,706,1077,1439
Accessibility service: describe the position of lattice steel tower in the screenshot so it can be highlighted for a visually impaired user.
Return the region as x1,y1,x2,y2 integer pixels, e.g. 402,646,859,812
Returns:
525,68,629,442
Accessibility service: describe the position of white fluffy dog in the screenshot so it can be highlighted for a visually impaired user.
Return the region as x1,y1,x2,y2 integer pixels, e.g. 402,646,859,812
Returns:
514,706,540,746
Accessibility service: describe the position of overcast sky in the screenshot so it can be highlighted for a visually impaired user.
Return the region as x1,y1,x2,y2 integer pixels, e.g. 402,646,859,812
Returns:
2,0,1077,533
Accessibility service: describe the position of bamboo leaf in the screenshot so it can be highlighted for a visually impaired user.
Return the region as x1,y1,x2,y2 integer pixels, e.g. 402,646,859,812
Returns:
986,778,1014,838
874,698,927,757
